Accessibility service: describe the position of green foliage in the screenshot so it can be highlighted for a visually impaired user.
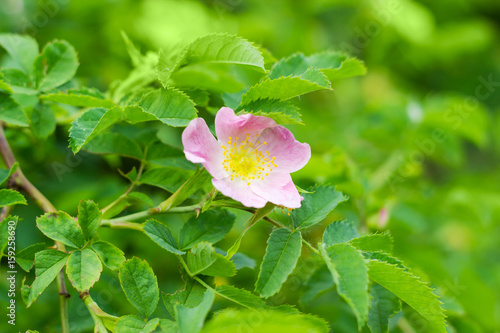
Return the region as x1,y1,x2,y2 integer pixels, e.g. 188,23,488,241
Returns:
187,242,236,277
91,240,126,270
175,289,214,333
0,34,39,76
119,257,159,318
30,103,56,139
22,250,69,307
77,200,101,241
66,248,102,291
319,243,369,328
115,315,159,333
368,283,401,333
0,93,29,126
214,285,268,310
0,189,27,207
293,186,347,230
0,10,471,331
367,260,446,333
143,219,185,255
16,243,46,272
322,221,359,246
0,216,17,258
40,89,115,108
255,228,302,298
179,209,235,250
202,308,329,333
36,211,85,248
241,68,331,105
127,88,198,127
69,106,123,153
34,40,78,91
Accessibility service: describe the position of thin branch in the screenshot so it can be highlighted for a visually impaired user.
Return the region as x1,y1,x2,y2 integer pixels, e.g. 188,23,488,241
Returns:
0,124,69,333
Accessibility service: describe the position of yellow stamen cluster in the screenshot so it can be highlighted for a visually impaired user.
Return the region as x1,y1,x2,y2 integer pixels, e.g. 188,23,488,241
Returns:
221,133,278,186
277,205,294,216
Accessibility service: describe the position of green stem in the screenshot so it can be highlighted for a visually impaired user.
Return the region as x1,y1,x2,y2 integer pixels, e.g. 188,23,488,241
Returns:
0,124,70,333
101,160,145,216
57,270,70,333
100,220,144,231
81,292,118,332
102,203,203,224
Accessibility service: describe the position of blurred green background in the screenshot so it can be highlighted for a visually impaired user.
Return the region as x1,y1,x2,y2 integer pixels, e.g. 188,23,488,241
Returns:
0,0,499,332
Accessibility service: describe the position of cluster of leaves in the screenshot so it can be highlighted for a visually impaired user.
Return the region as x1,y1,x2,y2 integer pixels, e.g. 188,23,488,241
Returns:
0,32,447,333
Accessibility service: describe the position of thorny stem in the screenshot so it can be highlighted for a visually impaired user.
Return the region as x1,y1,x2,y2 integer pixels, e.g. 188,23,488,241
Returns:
0,125,70,333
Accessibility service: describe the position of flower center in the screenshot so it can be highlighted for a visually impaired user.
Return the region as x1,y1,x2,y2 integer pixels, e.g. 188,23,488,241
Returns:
221,133,278,186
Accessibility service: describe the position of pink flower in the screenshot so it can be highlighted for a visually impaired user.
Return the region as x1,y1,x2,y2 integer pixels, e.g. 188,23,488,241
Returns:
182,107,311,208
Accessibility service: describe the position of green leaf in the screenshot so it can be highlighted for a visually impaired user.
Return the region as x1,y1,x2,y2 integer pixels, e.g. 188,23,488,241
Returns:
16,243,46,272
115,315,159,333
0,216,17,258
0,92,29,126
36,211,85,248
322,221,359,247
241,68,331,105
215,285,268,310
180,33,265,71
66,248,102,291
0,189,27,207
319,243,369,328
231,252,256,270
255,228,302,298
301,265,334,305
202,309,329,333
22,249,69,307
0,162,18,187
323,58,367,81
127,88,198,127
350,233,393,254
77,200,101,240
176,289,214,333
179,209,235,250
30,103,56,139
119,257,159,317
0,76,12,93
368,283,401,333
84,132,143,160
140,167,194,193
159,319,178,332
238,99,303,125
0,68,36,94
158,167,210,210
269,51,366,82
0,33,39,76
143,219,185,255
127,192,154,207
363,252,405,269
69,106,123,154
34,40,79,91
91,240,125,270
182,88,210,107
187,242,236,277
162,279,207,318
293,185,347,230
40,88,115,108
367,260,446,333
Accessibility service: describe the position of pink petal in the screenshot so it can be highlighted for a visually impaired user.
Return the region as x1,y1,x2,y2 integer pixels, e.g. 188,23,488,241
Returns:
182,118,227,179
258,126,311,173
215,107,277,142
250,172,302,208
212,177,268,208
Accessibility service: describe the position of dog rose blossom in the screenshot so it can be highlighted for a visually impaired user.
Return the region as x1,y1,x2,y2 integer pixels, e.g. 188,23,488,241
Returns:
182,107,311,208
